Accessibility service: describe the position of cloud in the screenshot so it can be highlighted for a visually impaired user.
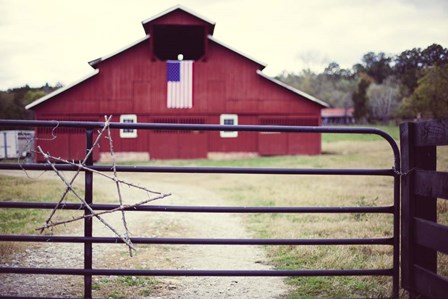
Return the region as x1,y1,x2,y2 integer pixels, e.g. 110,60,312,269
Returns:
401,0,448,10
0,0,447,89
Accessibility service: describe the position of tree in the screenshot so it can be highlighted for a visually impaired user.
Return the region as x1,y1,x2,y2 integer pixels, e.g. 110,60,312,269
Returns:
276,69,320,101
360,52,392,84
394,44,448,97
277,64,357,108
0,91,17,118
352,74,373,122
0,84,58,121
366,77,400,123
24,90,46,106
401,65,448,119
277,44,448,122
393,48,423,96
323,62,354,81
421,43,448,67
352,63,365,75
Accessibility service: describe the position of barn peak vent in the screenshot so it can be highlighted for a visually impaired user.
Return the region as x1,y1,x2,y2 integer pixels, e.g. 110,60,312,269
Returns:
153,25,206,61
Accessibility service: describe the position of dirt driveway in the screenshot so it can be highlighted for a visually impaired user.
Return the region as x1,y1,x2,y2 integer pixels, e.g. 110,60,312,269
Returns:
0,170,289,298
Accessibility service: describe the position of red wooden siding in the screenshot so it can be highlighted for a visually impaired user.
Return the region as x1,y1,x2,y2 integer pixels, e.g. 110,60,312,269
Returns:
35,119,100,162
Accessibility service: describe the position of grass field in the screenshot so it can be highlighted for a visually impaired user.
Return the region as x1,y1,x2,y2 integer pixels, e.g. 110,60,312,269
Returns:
0,176,82,235
1,125,447,298
143,128,400,297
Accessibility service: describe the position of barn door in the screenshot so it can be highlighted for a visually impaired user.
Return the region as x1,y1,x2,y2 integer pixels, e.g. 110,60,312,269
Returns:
149,118,207,159
258,117,320,156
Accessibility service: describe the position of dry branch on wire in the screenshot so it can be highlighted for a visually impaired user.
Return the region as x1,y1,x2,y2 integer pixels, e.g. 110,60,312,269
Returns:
39,115,113,233
105,115,132,255
37,146,136,252
33,115,170,256
35,192,171,232
46,156,164,196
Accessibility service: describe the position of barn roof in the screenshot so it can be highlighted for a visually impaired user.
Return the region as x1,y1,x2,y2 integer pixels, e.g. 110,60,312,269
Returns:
25,70,99,110
88,35,150,68
88,34,265,70
321,107,354,117
208,35,266,69
141,4,216,35
256,70,329,108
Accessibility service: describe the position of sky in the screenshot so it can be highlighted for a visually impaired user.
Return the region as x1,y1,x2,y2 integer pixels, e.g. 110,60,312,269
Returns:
0,0,447,90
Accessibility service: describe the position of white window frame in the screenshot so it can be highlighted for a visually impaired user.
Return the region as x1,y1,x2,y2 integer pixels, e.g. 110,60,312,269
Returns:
120,114,137,138
220,114,238,138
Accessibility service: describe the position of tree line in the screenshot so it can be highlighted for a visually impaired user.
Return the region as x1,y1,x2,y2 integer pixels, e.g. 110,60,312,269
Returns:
0,83,61,120
276,43,448,123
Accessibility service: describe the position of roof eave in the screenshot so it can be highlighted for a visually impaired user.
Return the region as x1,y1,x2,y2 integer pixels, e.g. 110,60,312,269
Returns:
89,35,150,69
208,35,266,69
256,70,330,108
25,69,100,110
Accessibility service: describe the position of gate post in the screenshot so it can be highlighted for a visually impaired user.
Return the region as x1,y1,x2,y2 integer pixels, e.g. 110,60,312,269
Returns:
84,129,94,299
400,122,437,298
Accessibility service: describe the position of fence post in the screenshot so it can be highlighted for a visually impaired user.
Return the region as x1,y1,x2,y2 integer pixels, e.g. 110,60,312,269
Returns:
84,129,94,299
400,121,437,298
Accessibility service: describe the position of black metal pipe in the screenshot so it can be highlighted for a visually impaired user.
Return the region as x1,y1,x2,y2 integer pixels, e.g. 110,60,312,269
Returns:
0,297,69,299
84,129,93,299
0,163,395,176
392,173,401,298
0,202,395,214
0,119,400,158
0,119,391,134
0,119,401,175
0,235,394,246
0,267,394,277
0,118,395,136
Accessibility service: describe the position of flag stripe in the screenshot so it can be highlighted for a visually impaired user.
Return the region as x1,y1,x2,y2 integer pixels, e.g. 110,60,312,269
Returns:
167,60,193,109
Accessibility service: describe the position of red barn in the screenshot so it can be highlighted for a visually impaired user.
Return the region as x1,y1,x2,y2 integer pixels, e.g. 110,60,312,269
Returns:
26,5,328,161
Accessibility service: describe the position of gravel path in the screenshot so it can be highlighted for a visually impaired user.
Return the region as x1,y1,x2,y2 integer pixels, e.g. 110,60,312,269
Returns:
0,171,289,298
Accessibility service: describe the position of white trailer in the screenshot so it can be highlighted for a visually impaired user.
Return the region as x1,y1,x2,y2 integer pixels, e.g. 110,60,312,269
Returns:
0,130,34,160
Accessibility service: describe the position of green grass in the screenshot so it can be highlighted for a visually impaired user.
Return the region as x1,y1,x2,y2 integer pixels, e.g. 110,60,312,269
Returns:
92,276,159,298
0,175,81,235
0,174,87,264
322,125,399,143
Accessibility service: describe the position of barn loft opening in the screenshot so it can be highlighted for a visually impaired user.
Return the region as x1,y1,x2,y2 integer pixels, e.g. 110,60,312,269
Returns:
153,25,205,61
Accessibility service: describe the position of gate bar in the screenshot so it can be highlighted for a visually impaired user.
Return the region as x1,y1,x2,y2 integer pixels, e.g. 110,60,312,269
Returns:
0,163,395,176
0,119,399,158
0,267,393,277
0,235,394,245
0,202,394,213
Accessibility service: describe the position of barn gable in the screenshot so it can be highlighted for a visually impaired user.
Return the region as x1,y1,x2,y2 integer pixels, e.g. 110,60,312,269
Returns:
143,5,214,62
26,5,329,161
142,4,215,34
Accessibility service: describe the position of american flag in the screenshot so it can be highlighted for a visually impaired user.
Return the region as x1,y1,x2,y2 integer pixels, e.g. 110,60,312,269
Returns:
167,60,193,109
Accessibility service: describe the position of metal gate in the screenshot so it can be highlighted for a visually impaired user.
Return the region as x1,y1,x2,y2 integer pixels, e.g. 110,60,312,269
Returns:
0,119,400,298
